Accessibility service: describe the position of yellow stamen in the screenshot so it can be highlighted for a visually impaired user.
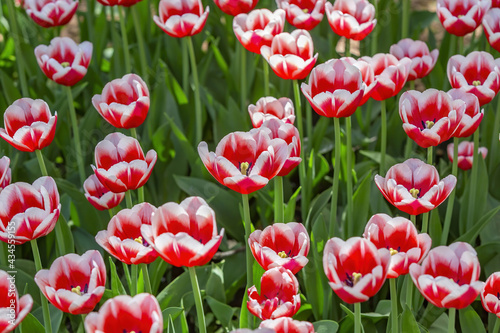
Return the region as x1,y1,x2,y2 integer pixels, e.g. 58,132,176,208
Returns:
389,248,398,256
71,286,82,296
425,120,434,129
302,8,309,13
61,62,70,68
458,15,464,18
278,251,288,258
409,188,419,199
473,80,481,86
240,162,250,175
352,272,362,285
134,236,143,244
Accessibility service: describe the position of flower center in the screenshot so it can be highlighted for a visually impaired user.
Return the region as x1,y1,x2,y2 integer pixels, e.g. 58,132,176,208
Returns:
425,120,434,129
278,251,288,258
345,272,362,287
473,80,481,86
409,188,419,198
302,8,309,13
134,236,143,244
389,248,398,256
61,62,70,68
240,162,250,176
71,286,82,295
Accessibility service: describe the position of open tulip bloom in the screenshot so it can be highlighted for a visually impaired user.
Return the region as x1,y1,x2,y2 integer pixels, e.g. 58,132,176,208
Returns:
276,0,325,30
259,317,315,332
448,88,483,138
213,0,258,16
483,8,500,52
481,272,500,318
25,0,78,28
154,0,209,38
0,270,33,333
248,96,295,128
437,0,491,37
390,39,439,81
447,141,488,171
325,0,377,41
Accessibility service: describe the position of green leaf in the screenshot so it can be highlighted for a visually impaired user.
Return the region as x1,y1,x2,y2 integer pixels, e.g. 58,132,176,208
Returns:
206,262,226,303
352,171,372,237
206,296,236,330
313,320,339,333
54,214,74,257
284,186,301,223
162,307,185,329
108,257,127,296
456,205,500,243
19,313,45,333
401,305,420,333
459,306,486,333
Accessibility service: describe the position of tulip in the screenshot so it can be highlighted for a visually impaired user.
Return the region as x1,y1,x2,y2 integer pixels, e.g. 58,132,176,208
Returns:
34,37,92,86
249,222,310,274
141,196,224,267
494,0,500,6
213,0,258,16
363,214,431,278
34,250,106,314
409,242,484,309
84,174,125,211
483,8,500,52
390,39,439,81
247,267,301,320
154,0,209,38
198,128,288,194
325,0,377,41
233,9,286,54
374,158,456,216
0,176,60,245
448,89,483,138
259,317,315,333
301,58,365,118
0,270,33,333
261,30,318,81
399,89,465,148
437,0,491,36
0,156,11,191
323,237,391,303
229,329,275,333
92,74,150,129
92,132,157,193
84,293,163,333
95,203,158,265
96,0,142,5
481,272,500,317
248,96,295,128
447,51,500,106
447,141,487,171
24,0,78,28
276,0,325,30
0,98,57,153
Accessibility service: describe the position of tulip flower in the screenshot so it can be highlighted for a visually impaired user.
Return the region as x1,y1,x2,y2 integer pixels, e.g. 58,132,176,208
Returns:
437,0,491,36
261,30,318,81
84,293,163,333
447,51,500,106
141,196,224,267
35,250,106,314
325,0,377,41
301,58,365,118
92,74,150,129
213,0,258,16
447,141,487,171
0,156,11,191
409,242,484,309
198,128,288,194
249,222,310,274
399,89,465,148
259,317,315,332
390,39,439,81
34,37,92,86
375,159,456,216
0,176,60,245
92,132,157,193
96,0,142,5
230,329,275,333
248,96,295,128
24,0,78,28
0,270,33,333
154,0,209,38
323,237,391,303
96,203,158,265
0,98,57,153
448,89,483,138
494,0,500,6
233,9,286,54
483,8,500,52
247,267,301,320
481,272,500,317
363,214,431,278
84,174,125,211
276,0,325,30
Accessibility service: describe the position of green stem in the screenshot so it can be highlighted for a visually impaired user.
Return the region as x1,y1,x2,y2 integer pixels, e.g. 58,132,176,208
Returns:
108,208,115,220
410,214,416,225
346,116,354,237
489,99,500,171
118,6,131,73
441,137,458,245
131,6,148,82
131,264,138,296
448,308,456,333
406,275,413,310
293,80,308,222
188,266,207,333
354,302,362,333
421,213,429,234
370,0,378,55
241,193,253,327
35,150,48,177
380,99,387,174
402,0,410,38
130,127,138,140
493,316,500,333
187,36,203,145
263,57,269,96
183,39,189,96
65,86,86,185
121,262,132,294
390,278,398,333
330,117,341,238
274,176,284,223
427,146,433,165
31,240,52,333
126,191,133,209
140,263,152,294
6,0,29,96
467,130,480,230
240,45,247,111
458,36,464,55
345,38,351,57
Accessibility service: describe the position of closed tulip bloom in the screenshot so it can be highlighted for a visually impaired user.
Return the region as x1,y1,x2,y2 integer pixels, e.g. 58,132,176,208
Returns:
248,96,295,128
375,159,456,216
301,58,365,118
141,197,224,267
234,9,285,54
399,89,465,148
0,177,60,245
325,0,377,41
198,128,288,194
0,270,33,333
35,37,92,86
0,157,11,191
25,0,78,28
437,0,491,36
448,89,483,137
84,293,162,333
154,0,209,38
447,51,500,106
0,98,57,152
447,141,487,171
363,214,431,278
96,203,158,265
84,174,125,211
410,242,484,309
276,0,325,30
249,222,310,274
481,272,500,317
261,30,318,81
96,0,142,6
92,132,157,193
483,8,500,52
260,317,314,333
390,39,439,81
92,74,149,129
35,250,106,315
213,0,258,16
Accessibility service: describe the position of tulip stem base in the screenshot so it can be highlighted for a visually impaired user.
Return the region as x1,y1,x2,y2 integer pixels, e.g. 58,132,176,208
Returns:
274,176,284,224
493,317,500,333
140,263,152,294
293,79,309,222
131,6,148,83
467,130,480,230
380,99,387,174
36,150,48,177
330,117,341,238
65,86,86,185
31,240,52,333
117,6,131,73
188,266,207,333
442,137,458,245
390,278,398,333
263,57,269,96
187,36,203,145
346,116,354,237
242,193,253,328
354,302,362,333
448,308,456,333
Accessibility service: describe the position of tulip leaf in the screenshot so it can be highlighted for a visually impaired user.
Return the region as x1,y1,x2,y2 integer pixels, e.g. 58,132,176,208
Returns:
313,320,339,333
459,306,486,333
401,305,420,333
352,171,372,237
206,296,236,330
162,307,185,331
359,150,397,171
284,186,301,223
108,257,127,297
54,214,74,257
419,304,445,329
72,227,103,256
19,313,45,333
477,242,500,277
206,262,226,303
455,205,500,244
